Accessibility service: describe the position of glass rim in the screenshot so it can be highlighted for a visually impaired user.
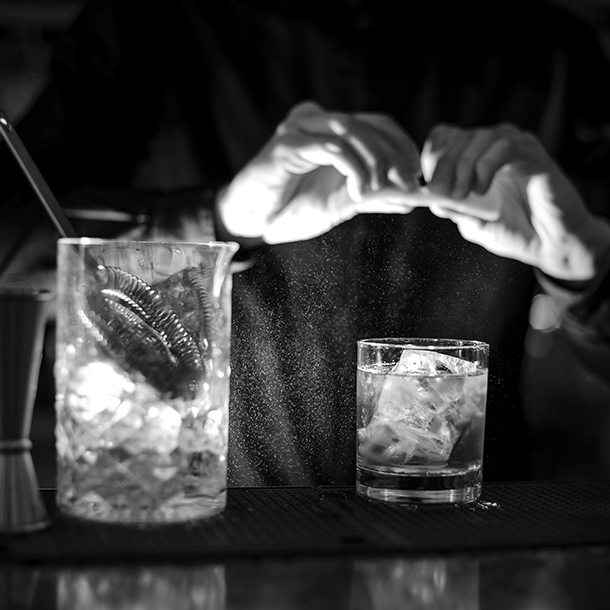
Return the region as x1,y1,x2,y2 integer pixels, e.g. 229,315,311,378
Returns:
57,237,239,252
357,337,489,350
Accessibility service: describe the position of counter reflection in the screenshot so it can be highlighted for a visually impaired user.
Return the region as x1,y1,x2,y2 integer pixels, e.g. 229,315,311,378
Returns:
1,567,44,609
351,557,479,610
57,564,225,610
4,547,610,609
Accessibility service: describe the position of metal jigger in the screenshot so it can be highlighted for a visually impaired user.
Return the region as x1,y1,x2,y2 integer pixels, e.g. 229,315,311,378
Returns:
0,288,52,534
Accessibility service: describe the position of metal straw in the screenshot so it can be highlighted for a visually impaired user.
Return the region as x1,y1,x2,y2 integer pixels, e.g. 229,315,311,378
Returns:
0,111,77,238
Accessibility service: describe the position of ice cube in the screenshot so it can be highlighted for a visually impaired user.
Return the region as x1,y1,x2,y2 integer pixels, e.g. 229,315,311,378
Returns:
358,415,455,466
409,419,454,463
66,361,135,422
393,349,477,376
120,403,182,456
178,408,225,456
380,349,476,419
393,351,440,376
358,421,418,465
376,372,429,425
103,401,147,448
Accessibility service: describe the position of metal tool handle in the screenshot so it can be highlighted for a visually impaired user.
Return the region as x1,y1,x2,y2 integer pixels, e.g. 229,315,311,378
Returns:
0,111,77,238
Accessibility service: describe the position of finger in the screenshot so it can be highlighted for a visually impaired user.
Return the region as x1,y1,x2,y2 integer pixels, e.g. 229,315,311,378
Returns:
332,117,389,192
335,185,417,218
326,183,415,229
284,100,326,122
426,130,473,198
276,132,371,200
355,113,422,190
454,215,489,246
353,198,415,215
428,205,487,240
276,100,328,140
428,204,483,225
473,132,522,194
447,124,525,199
287,112,390,192
428,204,455,219
359,185,418,205
421,123,465,183
451,128,500,199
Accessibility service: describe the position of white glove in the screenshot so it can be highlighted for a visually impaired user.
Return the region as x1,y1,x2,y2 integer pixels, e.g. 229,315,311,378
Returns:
216,100,422,244
417,122,610,282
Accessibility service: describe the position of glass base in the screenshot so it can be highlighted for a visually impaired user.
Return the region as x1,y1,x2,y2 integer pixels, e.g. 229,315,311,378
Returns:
356,465,482,505
57,490,227,523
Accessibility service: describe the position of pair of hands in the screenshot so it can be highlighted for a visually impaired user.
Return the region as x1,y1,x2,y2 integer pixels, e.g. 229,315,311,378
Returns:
217,101,610,283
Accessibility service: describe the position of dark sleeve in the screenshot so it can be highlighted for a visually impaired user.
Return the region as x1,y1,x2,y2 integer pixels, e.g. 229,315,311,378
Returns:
559,252,610,384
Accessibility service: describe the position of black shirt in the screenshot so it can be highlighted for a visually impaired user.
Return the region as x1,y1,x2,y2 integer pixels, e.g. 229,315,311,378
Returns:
3,0,610,484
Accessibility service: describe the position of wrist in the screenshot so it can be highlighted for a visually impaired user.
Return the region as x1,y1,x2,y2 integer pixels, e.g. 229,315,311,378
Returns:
578,213,610,277
214,184,265,248
541,214,610,291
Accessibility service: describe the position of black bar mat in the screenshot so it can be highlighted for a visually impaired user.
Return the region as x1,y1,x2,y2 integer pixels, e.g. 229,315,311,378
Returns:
1,481,610,564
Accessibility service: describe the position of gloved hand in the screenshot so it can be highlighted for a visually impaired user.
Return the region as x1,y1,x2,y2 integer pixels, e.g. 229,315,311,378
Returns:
216,100,421,244
418,122,610,282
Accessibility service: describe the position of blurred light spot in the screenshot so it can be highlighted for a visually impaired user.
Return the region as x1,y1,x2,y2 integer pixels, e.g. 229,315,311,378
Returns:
529,294,561,331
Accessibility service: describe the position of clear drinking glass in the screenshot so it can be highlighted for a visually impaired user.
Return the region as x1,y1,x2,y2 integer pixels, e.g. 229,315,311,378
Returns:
356,338,489,504
55,238,238,523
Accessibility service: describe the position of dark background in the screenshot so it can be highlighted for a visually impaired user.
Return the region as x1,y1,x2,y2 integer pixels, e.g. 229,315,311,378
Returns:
1,0,610,488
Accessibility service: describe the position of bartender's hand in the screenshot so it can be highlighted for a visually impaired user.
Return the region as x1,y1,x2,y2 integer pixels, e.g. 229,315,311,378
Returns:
420,123,610,282
216,100,421,244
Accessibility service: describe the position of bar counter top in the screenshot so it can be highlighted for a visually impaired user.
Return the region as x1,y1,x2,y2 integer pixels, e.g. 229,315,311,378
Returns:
2,481,610,609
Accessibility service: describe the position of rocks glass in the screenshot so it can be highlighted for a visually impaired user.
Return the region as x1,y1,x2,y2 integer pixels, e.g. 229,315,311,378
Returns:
356,338,489,504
